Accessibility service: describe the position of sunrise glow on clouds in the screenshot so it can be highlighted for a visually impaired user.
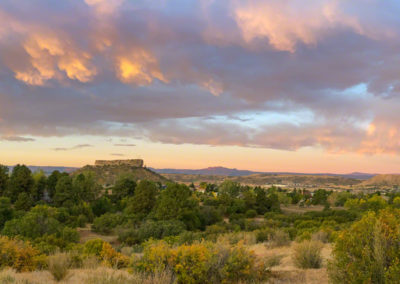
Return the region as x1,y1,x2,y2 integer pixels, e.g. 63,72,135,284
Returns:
1,0,400,173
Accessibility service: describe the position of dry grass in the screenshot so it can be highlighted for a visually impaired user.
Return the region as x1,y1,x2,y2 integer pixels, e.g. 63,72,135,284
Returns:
249,242,331,283
77,225,119,244
0,241,332,284
47,253,71,282
0,267,173,284
292,241,323,269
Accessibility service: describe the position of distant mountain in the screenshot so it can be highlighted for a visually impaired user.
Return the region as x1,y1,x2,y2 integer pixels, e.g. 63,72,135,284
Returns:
152,167,375,180
152,166,261,176
7,165,78,175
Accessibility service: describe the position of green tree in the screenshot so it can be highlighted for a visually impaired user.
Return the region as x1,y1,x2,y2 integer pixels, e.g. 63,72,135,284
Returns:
0,197,13,228
46,171,67,199
125,180,158,216
14,192,33,211
255,187,269,214
53,176,74,206
112,174,136,201
31,170,47,202
153,183,200,229
7,165,33,202
329,209,400,283
2,205,62,239
73,172,100,202
92,196,113,217
0,165,9,195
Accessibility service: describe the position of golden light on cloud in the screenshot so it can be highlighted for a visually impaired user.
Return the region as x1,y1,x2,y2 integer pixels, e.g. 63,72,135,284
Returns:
116,50,167,85
201,79,223,96
12,34,96,85
58,56,97,82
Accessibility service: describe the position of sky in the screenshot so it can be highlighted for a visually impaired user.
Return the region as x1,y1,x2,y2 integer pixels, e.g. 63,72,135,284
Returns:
1,0,400,173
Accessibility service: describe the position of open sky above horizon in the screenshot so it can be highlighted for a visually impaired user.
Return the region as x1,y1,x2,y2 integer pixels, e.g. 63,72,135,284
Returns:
1,0,400,174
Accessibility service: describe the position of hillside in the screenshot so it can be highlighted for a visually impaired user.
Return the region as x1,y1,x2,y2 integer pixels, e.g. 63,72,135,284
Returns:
153,167,375,179
162,173,362,188
361,174,400,187
74,164,169,186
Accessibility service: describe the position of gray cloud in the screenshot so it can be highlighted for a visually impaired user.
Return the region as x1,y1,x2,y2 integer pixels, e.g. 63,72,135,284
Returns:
0,0,400,154
52,144,93,151
114,144,136,147
1,136,35,142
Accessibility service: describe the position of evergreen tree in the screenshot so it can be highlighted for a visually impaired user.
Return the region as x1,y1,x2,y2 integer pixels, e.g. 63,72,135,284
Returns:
0,165,9,196
125,180,158,216
7,165,33,202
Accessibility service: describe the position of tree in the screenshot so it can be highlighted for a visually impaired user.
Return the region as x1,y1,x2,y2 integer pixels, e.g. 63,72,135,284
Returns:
2,205,62,239
329,209,400,283
46,171,67,199
92,196,113,217
112,174,136,201
7,165,33,202
255,187,269,214
14,192,33,211
53,176,74,207
31,170,47,202
0,197,13,228
153,183,200,229
73,172,100,202
0,165,9,195
125,180,158,216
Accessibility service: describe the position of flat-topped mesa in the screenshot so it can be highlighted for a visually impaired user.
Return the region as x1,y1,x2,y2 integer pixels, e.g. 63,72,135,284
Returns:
95,159,144,167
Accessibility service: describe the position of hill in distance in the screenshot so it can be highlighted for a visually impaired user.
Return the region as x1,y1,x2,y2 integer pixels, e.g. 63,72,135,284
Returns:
361,174,400,187
152,166,376,180
74,159,169,186
7,165,79,175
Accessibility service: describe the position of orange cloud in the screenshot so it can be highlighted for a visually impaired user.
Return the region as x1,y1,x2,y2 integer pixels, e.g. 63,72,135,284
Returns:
233,0,394,52
12,34,96,85
116,50,167,85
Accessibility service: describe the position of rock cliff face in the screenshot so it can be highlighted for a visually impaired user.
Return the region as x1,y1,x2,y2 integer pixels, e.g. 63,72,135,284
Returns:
95,159,144,167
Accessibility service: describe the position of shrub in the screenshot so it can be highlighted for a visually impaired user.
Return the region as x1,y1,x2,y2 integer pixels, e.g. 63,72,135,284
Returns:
328,209,400,283
92,213,123,234
83,239,129,268
100,242,130,269
268,229,290,248
245,209,257,218
220,241,257,282
255,228,273,243
84,239,105,257
119,220,185,245
134,240,269,283
170,243,212,283
0,236,44,272
292,240,323,269
48,252,71,282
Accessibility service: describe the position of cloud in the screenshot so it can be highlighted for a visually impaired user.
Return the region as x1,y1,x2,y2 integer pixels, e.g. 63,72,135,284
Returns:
52,144,93,151
233,0,400,52
0,0,400,155
110,153,125,156
1,136,35,142
114,144,136,147
116,50,167,85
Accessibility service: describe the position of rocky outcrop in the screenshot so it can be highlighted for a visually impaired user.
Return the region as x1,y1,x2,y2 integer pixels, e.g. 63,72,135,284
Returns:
95,159,144,167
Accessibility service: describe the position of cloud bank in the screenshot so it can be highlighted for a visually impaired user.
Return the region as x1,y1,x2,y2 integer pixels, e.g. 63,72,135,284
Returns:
0,0,400,154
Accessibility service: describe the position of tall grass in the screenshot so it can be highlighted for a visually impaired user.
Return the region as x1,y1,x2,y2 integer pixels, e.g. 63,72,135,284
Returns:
292,240,323,269
47,252,71,282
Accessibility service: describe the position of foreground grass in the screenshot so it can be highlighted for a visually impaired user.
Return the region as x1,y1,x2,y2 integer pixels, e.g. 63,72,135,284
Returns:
0,242,331,284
